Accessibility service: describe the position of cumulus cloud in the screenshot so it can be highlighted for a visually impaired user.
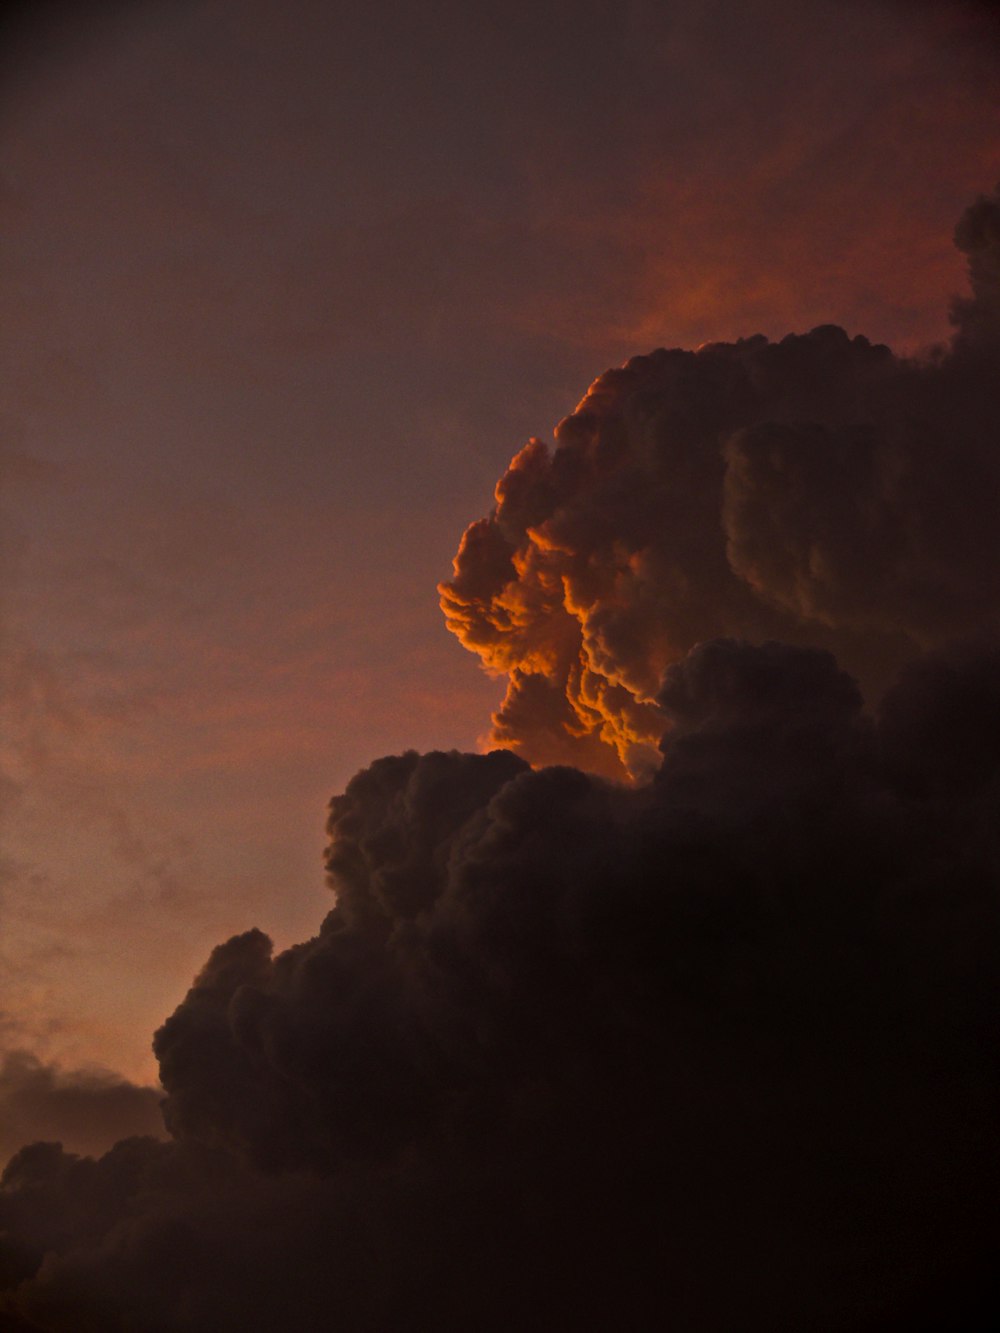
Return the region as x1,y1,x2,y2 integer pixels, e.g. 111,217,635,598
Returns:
1,637,999,1330
441,185,1000,777
3,188,1000,1330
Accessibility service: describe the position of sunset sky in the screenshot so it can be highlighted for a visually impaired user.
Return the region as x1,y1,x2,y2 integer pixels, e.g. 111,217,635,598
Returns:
1,0,998,1142
2,3,1000,1328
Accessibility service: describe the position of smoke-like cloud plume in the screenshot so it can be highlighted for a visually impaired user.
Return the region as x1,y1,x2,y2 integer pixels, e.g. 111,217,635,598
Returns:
441,185,1000,777
2,187,1000,1332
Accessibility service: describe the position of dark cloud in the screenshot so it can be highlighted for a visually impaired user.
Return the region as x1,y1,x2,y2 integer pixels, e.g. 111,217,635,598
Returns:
0,1051,164,1168
952,184,1000,350
441,185,1000,777
3,184,1000,1330
1,636,999,1330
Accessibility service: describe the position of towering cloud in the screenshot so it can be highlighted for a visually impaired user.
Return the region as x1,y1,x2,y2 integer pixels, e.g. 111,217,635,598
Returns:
2,189,1000,1331
441,185,1000,777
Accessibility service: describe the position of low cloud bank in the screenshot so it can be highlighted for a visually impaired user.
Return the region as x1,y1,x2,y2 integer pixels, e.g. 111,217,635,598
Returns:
1,638,998,1329
0,1051,164,1169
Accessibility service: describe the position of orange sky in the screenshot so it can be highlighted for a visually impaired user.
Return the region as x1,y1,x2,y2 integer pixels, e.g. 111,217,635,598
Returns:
1,0,997,1096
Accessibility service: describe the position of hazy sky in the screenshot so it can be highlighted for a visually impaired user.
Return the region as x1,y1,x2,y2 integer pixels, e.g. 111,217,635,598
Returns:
1,0,997,1095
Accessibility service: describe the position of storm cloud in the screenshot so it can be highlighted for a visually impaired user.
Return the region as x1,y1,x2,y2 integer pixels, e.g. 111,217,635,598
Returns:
441,185,1000,777
0,634,998,1329
2,189,1000,1330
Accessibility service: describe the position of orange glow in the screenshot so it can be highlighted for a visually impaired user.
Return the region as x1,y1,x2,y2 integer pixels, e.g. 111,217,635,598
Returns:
440,495,669,780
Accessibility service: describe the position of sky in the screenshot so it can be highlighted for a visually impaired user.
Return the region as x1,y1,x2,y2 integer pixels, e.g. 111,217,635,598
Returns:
0,0,998,1241
0,0,999,1326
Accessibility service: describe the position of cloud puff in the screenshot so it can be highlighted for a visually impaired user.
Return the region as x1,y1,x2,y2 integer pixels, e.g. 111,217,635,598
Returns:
2,637,999,1330
441,186,1000,777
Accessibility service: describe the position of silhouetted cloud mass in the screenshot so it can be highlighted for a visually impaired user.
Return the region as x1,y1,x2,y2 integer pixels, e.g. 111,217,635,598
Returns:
2,189,1000,1331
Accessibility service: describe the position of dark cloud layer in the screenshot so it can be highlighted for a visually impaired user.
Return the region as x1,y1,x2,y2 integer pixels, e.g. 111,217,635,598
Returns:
1,636,999,1330
3,186,1000,1330
0,1052,163,1169
441,185,1000,777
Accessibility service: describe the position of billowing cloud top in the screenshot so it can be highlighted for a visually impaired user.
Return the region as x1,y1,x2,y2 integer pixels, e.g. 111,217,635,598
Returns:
441,185,1000,777
2,188,1000,1332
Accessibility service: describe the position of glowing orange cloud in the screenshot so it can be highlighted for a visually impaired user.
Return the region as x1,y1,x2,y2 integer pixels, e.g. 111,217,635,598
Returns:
441,184,1000,779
